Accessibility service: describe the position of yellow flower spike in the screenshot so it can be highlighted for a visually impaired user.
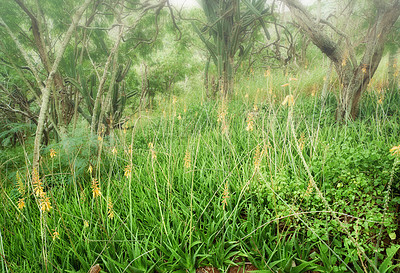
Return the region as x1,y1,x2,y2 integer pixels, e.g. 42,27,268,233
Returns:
282,95,295,106
221,182,230,210
40,196,52,212
124,165,132,178
184,149,191,170
148,143,157,160
299,133,305,151
88,164,93,175
245,112,254,132
253,145,261,172
32,169,45,198
91,178,102,198
18,198,25,210
281,83,290,87
107,197,114,220
52,228,60,240
50,148,56,158
289,77,298,81
16,171,25,196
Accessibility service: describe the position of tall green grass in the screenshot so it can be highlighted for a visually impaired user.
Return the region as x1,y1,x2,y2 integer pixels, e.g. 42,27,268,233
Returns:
1,65,399,272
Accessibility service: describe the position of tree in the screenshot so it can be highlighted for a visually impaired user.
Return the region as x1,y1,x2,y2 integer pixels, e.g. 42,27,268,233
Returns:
193,0,271,96
1,0,94,172
281,0,400,121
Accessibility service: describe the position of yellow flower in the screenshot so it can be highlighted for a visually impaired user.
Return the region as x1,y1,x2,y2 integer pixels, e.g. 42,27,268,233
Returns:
282,95,295,106
91,178,102,198
16,171,25,196
32,169,45,198
177,114,182,120
50,148,56,158
245,112,254,132
112,147,117,155
40,196,52,212
124,165,132,178
390,145,400,156
221,182,230,210
184,149,191,170
148,143,157,160
253,145,261,171
18,198,25,210
52,228,60,240
299,133,305,151
88,164,93,175
83,220,89,228
304,179,314,197
361,64,368,74
107,197,114,220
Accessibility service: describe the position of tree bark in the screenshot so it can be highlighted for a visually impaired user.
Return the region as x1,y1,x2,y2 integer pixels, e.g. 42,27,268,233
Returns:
31,0,94,172
90,27,123,135
281,0,400,121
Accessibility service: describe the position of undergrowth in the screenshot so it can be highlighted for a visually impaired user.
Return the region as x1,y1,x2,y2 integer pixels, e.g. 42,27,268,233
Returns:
1,68,400,273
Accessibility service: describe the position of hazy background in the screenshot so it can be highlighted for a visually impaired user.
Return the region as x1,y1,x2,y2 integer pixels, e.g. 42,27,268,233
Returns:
169,0,317,9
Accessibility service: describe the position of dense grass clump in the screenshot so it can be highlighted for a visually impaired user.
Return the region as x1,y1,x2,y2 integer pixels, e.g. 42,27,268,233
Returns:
1,68,400,272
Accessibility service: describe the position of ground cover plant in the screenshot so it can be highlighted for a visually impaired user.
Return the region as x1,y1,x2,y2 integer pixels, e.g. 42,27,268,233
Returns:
1,0,400,272
1,65,400,272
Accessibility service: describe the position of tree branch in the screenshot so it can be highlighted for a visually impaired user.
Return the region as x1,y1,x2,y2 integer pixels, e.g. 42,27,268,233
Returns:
280,0,344,65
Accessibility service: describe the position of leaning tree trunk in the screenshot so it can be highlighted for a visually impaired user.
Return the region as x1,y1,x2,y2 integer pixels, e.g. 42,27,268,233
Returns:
31,0,93,172
282,0,400,121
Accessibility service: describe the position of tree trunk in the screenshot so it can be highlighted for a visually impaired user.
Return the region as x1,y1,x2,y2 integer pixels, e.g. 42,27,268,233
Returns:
32,0,93,172
220,55,234,97
90,28,123,135
282,0,400,121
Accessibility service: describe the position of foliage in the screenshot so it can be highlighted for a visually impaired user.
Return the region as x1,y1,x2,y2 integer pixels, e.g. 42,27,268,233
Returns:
2,65,400,271
193,0,271,95
1,1,400,272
